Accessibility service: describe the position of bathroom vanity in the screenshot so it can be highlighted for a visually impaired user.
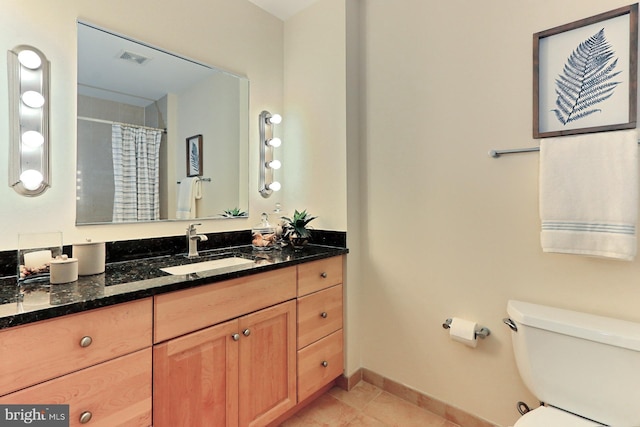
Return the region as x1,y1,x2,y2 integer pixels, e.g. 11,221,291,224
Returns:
0,244,346,427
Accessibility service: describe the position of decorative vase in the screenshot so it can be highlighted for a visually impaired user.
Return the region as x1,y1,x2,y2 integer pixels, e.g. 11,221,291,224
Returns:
288,235,309,250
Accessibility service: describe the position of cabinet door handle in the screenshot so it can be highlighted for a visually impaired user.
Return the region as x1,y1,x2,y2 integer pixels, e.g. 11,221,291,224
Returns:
79,411,92,424
320,272,328,278
231,333,240,341
320,312,328,318
243,329,251,337
321,360,329,368
79,336,93,348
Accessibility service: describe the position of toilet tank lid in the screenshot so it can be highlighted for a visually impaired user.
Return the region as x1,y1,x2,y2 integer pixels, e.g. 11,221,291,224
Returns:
507,300,640,352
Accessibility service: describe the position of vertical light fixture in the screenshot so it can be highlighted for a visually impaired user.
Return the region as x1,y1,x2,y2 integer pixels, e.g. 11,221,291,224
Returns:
8,45,50,196
259,110,282,198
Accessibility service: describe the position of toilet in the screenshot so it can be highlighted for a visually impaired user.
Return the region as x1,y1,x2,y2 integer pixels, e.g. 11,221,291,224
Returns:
504,300,640,426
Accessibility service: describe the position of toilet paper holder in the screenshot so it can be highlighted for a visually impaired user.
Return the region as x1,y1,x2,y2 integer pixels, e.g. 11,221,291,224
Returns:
442,318,491,339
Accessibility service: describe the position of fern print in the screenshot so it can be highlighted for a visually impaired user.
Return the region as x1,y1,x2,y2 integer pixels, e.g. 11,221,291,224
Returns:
552,28,622,125
190,143,199,173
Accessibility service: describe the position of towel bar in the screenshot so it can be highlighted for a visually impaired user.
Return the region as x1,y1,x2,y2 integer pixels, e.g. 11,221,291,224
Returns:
177,177,211,184
489,140,640,158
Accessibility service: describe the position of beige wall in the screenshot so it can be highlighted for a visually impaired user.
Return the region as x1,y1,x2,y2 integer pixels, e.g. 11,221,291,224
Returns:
0,0,284,250
358,1,640,425
4,0,640,426
282,0,348,230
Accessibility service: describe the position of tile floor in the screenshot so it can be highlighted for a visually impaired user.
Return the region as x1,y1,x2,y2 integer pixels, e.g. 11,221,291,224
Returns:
280,381,461,427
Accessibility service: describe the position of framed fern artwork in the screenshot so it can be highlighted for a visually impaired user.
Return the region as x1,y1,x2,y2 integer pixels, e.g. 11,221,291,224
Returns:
186,134,203,177
533,4,638,138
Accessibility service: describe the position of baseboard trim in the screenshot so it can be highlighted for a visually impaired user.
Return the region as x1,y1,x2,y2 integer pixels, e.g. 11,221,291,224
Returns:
338,368,498,427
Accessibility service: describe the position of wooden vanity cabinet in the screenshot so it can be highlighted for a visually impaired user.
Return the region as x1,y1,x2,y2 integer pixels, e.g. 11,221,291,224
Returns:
0,299,153,426
296,257,344,402
153,268,297,427
0,254,345,427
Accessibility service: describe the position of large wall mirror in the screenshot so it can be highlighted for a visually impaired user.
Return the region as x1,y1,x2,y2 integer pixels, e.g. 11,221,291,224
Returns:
76,21,249,225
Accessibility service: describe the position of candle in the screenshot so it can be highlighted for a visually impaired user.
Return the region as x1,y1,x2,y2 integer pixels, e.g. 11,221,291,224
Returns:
23,250,52,270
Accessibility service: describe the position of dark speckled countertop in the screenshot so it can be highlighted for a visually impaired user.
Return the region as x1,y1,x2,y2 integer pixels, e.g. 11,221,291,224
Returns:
0,244,348,330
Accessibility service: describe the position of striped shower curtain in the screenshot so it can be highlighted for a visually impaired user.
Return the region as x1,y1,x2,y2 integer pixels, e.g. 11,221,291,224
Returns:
112,125,163,222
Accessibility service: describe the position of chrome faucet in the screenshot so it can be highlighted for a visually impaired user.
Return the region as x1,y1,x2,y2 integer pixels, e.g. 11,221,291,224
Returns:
186,223,208,258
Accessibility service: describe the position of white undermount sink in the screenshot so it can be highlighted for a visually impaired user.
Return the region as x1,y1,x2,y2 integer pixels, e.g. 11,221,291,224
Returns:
160,257,254,275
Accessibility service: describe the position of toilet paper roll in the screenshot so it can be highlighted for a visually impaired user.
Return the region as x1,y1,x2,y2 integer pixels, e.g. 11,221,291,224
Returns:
73,241,105,275
449,317,478,348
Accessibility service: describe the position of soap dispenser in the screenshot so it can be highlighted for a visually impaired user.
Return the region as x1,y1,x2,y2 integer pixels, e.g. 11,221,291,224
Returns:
252,212,276,250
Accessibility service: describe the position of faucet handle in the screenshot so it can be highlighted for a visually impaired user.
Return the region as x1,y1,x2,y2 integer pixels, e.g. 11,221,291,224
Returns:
188,222,202,231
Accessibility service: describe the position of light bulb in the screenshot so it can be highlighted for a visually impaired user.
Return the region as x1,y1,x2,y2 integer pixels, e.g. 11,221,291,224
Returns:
267,160,281,170
267,137,281,148
268,113,282,125
18,50,42,69
20,169,43,191
22,91,45,108
268,181,281,192
22,131,44,148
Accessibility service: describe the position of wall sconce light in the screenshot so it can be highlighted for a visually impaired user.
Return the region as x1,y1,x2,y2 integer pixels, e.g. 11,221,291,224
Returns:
8,45,50,196
259,110,282,198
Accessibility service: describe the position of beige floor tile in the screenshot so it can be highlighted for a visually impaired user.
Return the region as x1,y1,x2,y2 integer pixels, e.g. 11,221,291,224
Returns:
293,393,360,426
346,413,388,427
279,381,461,427
364,391,451,427
329,382,383,410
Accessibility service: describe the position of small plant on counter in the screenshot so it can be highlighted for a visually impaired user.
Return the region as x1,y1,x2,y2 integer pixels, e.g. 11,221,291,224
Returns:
221,207,247,218
281,210,317,248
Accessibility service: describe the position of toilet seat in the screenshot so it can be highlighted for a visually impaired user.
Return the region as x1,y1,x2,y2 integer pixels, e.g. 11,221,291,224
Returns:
513,406,603,427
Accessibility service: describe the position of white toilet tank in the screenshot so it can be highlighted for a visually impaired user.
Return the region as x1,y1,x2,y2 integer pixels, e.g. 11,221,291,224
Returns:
507,300,640,426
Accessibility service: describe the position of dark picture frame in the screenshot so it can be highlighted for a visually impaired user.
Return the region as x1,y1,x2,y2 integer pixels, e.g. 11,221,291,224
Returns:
186,134,203,177
533,4,638,138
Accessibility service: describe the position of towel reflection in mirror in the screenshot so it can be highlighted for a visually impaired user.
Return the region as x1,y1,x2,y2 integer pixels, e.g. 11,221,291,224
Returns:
176,177,203,219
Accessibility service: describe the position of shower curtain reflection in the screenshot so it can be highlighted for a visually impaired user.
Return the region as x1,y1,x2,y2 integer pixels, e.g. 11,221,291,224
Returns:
112,124,163,222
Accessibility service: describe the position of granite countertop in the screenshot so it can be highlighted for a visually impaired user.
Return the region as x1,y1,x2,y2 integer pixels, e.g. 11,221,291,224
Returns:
0,244,348,330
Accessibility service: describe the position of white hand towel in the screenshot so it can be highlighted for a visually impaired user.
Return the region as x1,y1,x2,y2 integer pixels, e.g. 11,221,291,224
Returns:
540,129,638,260
176,177,202,219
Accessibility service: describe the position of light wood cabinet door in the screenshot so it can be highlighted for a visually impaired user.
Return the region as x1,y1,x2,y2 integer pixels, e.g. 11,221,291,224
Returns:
154,300,296,427
0,298,152,396
238,300,297,427
0,348,152,427
297,329,344,402
297,256,343,297
153,319,240,427
297,284,343,349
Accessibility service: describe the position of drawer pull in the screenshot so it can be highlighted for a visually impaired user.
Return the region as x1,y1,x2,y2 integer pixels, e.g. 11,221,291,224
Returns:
232,333,240,341
79,336,93,348
320,312,328,318
321,360,329,368
320,272,328,278
79,411,92,424
243,329,251,337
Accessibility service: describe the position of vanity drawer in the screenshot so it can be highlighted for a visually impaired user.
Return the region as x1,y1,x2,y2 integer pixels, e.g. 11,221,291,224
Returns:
0,348,152,427
297,256,343,297
0,298,153,396
154,266,296,342
297,284,343,349
297,329,344,402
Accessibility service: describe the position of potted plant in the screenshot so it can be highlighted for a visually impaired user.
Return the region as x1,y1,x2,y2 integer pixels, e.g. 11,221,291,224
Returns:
221,207,247,218
281,209,317,249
